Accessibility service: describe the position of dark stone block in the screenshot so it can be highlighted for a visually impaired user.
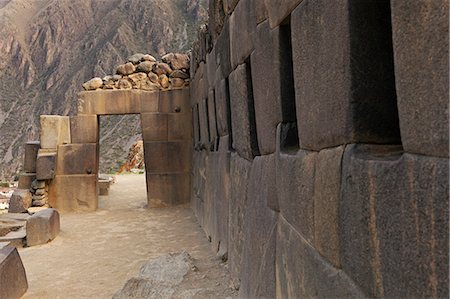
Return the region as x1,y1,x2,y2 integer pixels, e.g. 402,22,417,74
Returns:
229,63,259,160
18,173,36,189
192,104,201,148
208,0,226,42
291,0,401,151
70,115,98,144
191,151,207,225
229,152,252,289
206,50,217,90
8,190,32,214
198,98,210,148
26,208,60,247
313,146,344,268
391,0,449,157
159,88,190,114
207,89,218,149
276,150,316,243
276,216,366,298
36,150,56,180
143,141,191,173
168,113,192,141
255,0,268,24
0,246,28,299
23,141,40,173
215,18,232,78
240,155,278,298
146,173,190,207
214,77,230,137
229,0,256,69
341,144,449,298
265,0,302,28
251,21,283,155
140,113,168,142
56,143,98,175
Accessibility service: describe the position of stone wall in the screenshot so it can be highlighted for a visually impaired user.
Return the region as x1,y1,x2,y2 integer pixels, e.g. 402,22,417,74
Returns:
189,0,449,298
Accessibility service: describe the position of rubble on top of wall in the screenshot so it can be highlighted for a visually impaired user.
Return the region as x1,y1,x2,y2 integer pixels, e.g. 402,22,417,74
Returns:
82,53,190,92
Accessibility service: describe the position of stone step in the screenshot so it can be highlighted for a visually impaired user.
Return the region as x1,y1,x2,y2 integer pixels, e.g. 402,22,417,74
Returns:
0,228,26,248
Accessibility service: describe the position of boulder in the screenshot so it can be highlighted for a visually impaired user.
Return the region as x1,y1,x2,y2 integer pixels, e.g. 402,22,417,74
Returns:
159,75,170,89
26,208,60,247
0,246,28,299
148,72,159,84
127,53,145,64
170,78,185,88
170,53,190,70
136,61,155,73
8,190,32,214
82,77,103,91
142,54,156,62
116,62,136,76
117,78,132,90
152,63,172,76
170,70,189,79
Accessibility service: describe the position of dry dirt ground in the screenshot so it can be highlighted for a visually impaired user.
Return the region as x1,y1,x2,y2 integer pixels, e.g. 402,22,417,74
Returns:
18,174,236,298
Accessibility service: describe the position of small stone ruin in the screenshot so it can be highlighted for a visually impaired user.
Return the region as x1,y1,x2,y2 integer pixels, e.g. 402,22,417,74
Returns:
82,52,190,91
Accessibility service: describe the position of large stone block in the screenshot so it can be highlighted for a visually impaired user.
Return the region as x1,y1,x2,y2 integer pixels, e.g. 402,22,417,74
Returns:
255,0,268,24
168,113,192,141
18,173,36,189
143,141,191,173
229,63,259,160
23,141,40,173
391,0,449,157
228,153,252,289
0,246,28,299
78,90,147,115
340,144,449,298
141,90,160,113
215,18,231,78
198,98,210,147
214,77,230,137
276,150,316,243
291,0,401,151
70,115,98,144
192,104,201,148
207,89,218,149
48,174,98,212
313,145,344,268
229,0,256,69
251,21,285,155
159,88,190,114
56,143,98,175
40,115,71,149
276,217,365,298
26,208,60,247
146,173,190,207
8,190,32,214
265,0,302,28
36,150,56,180
140,113,168,141
239,155,278,298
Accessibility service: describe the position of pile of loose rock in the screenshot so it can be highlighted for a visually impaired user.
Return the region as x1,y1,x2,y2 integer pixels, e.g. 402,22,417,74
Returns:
30,180,48,207
82,52,190,91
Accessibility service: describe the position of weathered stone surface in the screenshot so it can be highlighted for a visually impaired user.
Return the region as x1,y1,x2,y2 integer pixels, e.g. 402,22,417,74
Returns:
228,153,252,289
136,61,155,73
36,150,56,180
207,89,218,149
390,0,448,157
82,77,103,90
313,145,344,268
23,141,40,173
159,88,190,113
291,0,401,151
146,173,190,207
143,141,191,173
117,78,132,89
276,150,316,243
265,0,302,28
140,91,159,113
8,190,32,214
167,113,191,141
127,53,145,64
70,114,98,144
116,62,136,75
341,144,449,298
251,21,284,155
140,113,168,141
255,0,268,24
18,173,36,189
229,0,256,69
48,174,97,212
78,90,150,115
229,63,259,160
159,74,170,89
170,70,189,79
56,143,97,175
214,77,230,137
26,208,60,247
198,98,210,147
0,246,28,299
170,78,185,88
142,54,156,62
215,18,231,78
240,155,277,298
98,180,110,196
152,62,172,76
164,53,190,70
192,104,201,147
40,115,71,149
276,216,365,298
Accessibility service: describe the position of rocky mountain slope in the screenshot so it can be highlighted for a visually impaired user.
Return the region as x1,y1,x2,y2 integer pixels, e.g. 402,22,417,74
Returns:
0,0,206,179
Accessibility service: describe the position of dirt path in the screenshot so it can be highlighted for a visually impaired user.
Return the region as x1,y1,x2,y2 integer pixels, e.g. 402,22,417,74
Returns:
18,174,234,298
